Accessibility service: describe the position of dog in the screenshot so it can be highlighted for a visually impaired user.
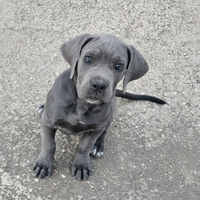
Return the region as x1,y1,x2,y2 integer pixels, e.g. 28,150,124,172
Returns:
33,33,166,181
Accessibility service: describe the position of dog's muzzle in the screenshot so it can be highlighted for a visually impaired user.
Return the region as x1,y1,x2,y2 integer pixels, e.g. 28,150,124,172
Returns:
77,75,112,104
90,78,109,93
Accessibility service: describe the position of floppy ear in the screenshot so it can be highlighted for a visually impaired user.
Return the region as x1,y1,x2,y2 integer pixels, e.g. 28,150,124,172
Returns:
60,34,93,79
123,45,149,93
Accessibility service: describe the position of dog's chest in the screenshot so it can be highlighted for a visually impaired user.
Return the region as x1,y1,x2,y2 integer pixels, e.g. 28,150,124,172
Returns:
56,121,98,135
54,102,111,134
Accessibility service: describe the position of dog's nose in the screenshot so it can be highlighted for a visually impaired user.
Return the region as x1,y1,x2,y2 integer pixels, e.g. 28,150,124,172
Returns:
90,78,109,92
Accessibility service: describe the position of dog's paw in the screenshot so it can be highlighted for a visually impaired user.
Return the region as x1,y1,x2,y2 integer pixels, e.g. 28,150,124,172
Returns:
90,134,105,158
36,105,44,116
71,157,92,181
90,139,104,158
33,156,53,179
90,145,104,158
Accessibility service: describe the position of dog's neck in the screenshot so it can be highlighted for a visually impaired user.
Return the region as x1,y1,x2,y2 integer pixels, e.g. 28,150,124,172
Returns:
60,97,108,126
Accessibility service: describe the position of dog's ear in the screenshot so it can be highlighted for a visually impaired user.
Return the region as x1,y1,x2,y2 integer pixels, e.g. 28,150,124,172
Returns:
60,34,93,79
123,45,149,93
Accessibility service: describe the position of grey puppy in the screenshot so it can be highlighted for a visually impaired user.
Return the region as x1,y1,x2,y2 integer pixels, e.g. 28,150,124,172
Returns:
33,34,166,181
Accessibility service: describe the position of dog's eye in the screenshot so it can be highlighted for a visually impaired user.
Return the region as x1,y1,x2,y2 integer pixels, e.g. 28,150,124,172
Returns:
84,56,92,63
115,63,124,71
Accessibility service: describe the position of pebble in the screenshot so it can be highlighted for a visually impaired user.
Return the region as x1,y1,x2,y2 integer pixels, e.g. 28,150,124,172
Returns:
34,179,39,183
61,174,66,178
0,168,4,173
1,173,13,186
15,175,20,179
161,134,165,139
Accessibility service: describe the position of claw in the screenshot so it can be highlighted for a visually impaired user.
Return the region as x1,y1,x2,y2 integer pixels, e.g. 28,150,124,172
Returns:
90,147,97,156
33,158,53,179
90,145,104,158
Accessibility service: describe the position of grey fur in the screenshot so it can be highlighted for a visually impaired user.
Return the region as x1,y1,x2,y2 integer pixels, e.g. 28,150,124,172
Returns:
33,34,150,180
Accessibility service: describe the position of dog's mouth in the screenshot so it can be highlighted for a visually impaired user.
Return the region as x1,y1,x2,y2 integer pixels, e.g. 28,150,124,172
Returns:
85,98,103,104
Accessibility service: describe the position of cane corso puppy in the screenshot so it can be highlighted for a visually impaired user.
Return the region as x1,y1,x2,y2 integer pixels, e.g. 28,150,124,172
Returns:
33,34,166,180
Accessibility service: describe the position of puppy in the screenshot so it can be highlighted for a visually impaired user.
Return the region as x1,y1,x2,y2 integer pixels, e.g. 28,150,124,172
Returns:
33,34,166,180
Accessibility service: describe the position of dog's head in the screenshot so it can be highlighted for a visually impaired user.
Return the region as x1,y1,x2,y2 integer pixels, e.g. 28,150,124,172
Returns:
60,34,148,104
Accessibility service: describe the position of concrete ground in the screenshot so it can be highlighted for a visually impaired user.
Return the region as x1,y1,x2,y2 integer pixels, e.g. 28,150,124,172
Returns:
0,0,200,199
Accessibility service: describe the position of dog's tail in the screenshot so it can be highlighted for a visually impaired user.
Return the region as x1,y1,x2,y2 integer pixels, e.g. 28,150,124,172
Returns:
115,89,166,105
36,105,45,116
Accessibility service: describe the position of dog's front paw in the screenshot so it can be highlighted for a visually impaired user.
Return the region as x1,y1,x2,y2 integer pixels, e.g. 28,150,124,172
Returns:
33,156,53,179
71,156,92,181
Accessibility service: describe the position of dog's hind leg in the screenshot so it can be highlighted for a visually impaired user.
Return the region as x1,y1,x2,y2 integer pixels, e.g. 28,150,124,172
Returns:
90,130,107,158
36,105,44,116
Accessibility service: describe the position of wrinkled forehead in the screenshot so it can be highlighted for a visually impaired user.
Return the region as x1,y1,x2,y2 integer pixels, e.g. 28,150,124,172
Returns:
81,35,128,60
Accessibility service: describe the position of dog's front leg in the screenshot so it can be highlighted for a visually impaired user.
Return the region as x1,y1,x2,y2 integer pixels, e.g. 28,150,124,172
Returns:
72,130,103,181
33,115,56,179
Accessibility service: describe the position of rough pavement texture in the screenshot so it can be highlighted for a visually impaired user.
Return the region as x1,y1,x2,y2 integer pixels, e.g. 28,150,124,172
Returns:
0,0,200,199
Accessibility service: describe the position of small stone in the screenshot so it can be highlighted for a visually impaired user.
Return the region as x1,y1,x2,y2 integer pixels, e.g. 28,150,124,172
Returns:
61,174,66,178
1,173,13,186
15,175,20,179
161,134,165,139
34,179,39,183
3,162,7,168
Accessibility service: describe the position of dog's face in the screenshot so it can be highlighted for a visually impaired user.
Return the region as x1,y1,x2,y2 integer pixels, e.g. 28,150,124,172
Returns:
76,37,128,104
60,34,149,104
